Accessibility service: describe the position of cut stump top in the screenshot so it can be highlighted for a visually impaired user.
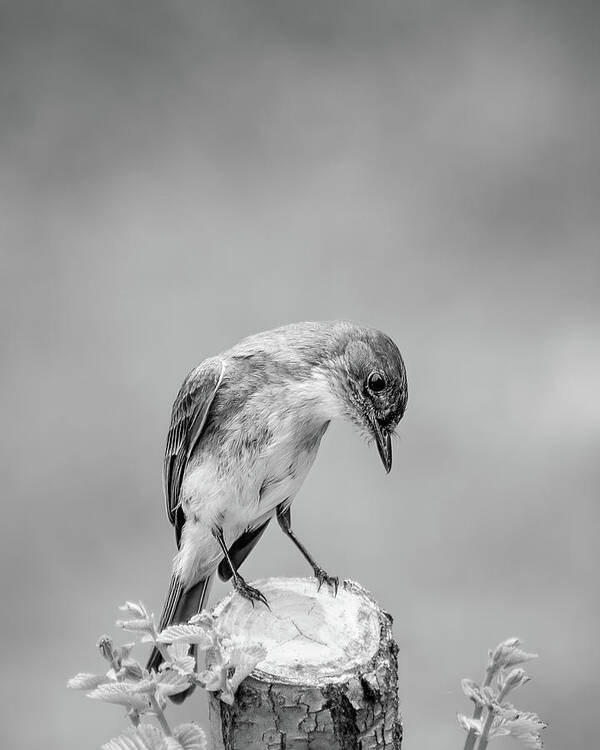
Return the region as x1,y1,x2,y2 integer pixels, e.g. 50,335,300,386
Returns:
212,577,384,686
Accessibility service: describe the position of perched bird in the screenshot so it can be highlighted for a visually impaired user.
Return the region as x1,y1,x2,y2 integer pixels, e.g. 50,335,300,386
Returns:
147,321,408,696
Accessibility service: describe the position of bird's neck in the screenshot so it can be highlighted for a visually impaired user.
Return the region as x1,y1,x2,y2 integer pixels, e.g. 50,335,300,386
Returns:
286,369,345,424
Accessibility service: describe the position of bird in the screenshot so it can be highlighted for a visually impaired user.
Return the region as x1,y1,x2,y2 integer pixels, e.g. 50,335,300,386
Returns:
147,320,408,698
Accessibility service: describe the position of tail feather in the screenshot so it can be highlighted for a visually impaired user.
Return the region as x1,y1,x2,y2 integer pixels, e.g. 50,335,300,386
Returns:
147,574,213,702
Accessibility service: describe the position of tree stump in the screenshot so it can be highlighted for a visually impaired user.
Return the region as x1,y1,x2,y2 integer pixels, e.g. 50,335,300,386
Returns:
208,577,402,750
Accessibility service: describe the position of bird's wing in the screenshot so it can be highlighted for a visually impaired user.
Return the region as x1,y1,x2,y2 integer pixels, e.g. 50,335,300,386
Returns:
163,358,225,544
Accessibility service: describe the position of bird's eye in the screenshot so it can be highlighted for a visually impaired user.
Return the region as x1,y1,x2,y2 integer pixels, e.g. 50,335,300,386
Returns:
367,371,386,393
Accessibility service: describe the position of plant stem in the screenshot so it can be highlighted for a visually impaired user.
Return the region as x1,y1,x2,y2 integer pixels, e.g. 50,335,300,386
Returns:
151,694,172,737
462,666,494,750
475,708,495,750
150,622,173,665
475,685,509,750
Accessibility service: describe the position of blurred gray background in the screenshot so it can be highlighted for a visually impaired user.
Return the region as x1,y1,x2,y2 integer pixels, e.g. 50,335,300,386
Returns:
2,1,598,748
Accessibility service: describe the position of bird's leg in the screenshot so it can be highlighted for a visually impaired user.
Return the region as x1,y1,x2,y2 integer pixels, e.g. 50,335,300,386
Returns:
212,527,269,609
276,504,339,595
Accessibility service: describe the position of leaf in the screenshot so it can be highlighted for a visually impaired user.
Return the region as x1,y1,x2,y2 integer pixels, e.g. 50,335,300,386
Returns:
197,665,227,693
119,622,153,635
494,700,517,718
156,670,192,697
102,724,165,750
119,602,148,619
488,638,537,673
503,649,539,668
162,739,184,750
121,657,145,681
225,643,267,693
170,656,196,677
167,643,191,659
504,712,547,749
488,722,511,740
457,714,483,735
488,637,521,670
219,686,236,706
67,673,109,690
188,612,213,628
87,682,150,711
461,678,485,706
157,624,213,648
500,668,530,694
495,637,521,651
164,643,196,676
488,709,546,749
203,639,268,703
128,679,157,695
174,723,207,750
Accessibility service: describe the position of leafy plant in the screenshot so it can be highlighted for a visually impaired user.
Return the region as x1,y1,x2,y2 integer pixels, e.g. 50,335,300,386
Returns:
68,601,266,750
70,604,548,749
459,637,547,750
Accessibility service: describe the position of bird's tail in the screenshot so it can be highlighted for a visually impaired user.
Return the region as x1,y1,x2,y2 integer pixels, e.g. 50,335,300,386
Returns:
147,573,213,703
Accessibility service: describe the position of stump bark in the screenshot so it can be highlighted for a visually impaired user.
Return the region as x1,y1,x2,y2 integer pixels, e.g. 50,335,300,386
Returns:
208,577,402,750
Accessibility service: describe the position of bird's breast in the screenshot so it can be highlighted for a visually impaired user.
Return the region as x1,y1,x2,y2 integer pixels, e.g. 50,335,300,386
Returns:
180,375,335,536
256,416,329,513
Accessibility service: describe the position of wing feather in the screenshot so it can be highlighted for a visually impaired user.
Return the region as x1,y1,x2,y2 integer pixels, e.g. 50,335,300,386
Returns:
163,358,225,539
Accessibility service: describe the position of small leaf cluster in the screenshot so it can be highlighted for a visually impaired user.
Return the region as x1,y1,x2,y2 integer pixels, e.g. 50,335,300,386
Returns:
458,637,546,750
68,601,267,749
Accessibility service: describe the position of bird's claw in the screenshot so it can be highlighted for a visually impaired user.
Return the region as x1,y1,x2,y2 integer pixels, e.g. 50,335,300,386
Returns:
314,566,339,596
233,577,270,609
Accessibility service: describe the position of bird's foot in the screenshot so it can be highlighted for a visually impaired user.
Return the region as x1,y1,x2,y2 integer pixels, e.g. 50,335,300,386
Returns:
313,566,339,595
233,576,270,609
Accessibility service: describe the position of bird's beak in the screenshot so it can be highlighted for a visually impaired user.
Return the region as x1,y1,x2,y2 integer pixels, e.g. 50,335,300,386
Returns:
372,421,392,473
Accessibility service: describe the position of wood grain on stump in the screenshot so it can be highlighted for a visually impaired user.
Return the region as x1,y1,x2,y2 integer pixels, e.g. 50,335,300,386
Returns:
208,577,402,750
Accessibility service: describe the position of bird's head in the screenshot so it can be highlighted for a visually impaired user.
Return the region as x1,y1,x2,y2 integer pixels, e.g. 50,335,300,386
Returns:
328,326,408,473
